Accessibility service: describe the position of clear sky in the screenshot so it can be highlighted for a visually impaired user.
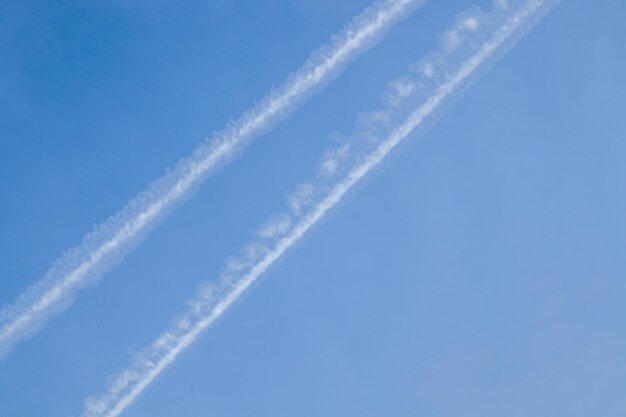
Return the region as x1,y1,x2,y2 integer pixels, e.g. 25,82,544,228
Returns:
1,1,625,416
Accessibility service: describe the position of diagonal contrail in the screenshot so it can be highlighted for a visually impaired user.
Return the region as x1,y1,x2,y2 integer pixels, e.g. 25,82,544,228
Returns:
81,1,559,416
0,0,425,360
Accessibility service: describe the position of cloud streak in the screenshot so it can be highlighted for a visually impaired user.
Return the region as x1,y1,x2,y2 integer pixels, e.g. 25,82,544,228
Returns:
80,1,559,416
0,0,424,360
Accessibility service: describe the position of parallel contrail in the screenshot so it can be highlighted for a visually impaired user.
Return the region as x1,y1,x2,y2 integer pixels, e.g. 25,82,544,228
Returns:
0,0,424,360
81,1,558,416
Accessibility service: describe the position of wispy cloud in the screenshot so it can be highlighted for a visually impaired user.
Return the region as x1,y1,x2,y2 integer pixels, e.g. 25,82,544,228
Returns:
0,0,424,360
80,1,559,416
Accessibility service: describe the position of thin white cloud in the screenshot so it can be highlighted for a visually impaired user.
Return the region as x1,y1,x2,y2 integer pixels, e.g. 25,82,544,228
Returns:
318,144,351,178
258,214,292,239
80,1,559,416
384,77,418,106
0,0,424,360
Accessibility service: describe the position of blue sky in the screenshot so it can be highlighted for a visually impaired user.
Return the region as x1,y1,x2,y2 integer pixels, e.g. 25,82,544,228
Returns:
1,1,625,416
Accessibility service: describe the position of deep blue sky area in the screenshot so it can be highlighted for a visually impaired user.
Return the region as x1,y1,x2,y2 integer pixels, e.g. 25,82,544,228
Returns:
1,1,625,416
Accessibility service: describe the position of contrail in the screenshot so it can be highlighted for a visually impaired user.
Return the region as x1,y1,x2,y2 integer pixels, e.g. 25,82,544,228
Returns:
81,1,558,416
0,0,424,360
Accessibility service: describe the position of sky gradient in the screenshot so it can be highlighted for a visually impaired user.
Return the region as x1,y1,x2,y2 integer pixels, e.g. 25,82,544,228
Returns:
1,1,625,416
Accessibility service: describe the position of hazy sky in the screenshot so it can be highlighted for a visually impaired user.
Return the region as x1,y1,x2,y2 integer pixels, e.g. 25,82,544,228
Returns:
1,1,625,416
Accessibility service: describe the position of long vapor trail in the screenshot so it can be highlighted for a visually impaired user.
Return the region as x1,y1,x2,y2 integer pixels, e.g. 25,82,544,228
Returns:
81,1,558,416
0,0,424,360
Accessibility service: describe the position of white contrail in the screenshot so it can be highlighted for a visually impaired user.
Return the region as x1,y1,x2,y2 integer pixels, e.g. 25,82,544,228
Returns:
0,0,424,360
81,1,558,416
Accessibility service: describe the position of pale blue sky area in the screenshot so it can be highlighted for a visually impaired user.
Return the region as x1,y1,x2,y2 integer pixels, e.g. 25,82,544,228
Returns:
1,1,625,416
